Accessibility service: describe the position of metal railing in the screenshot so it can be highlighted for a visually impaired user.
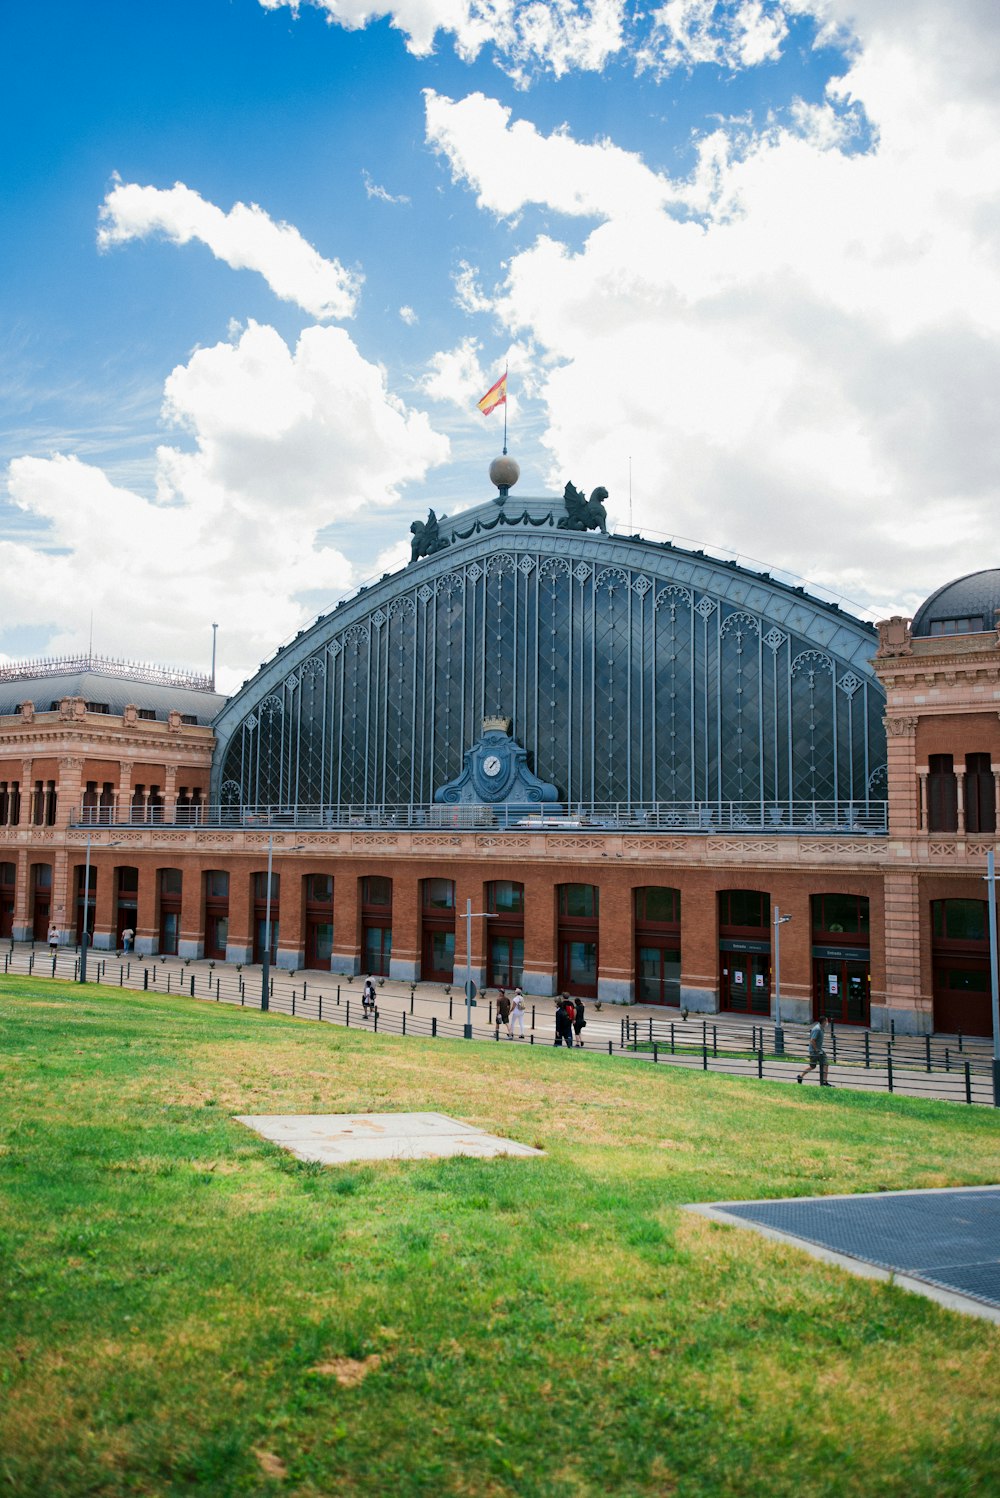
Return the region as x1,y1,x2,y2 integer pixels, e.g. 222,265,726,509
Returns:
73,798,889,834
1,944,992,1105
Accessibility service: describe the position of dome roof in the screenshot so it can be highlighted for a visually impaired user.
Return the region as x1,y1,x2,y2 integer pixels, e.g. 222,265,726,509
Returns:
911,569,1000,638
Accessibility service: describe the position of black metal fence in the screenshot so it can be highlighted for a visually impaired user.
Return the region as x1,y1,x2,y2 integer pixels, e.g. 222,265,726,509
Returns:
2,943,996,1107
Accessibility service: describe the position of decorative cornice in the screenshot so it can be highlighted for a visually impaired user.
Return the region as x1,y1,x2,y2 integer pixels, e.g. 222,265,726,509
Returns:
885,716,919,737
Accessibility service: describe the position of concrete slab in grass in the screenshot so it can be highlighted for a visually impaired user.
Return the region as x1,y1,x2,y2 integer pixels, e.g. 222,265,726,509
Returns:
236,1110,543,1164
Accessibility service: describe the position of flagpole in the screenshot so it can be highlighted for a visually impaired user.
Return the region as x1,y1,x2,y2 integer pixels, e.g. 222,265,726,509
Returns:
503,364,508,455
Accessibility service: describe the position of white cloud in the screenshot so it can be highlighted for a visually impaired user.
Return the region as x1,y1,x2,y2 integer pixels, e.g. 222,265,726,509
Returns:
363,171,411,204
427,1,1000,612
638,0,788,74
3,322,448,687
453,260,493,314
98,179,361,321
425,91,670,220
399,304,419,324
422,336,487,407
259,0,626,81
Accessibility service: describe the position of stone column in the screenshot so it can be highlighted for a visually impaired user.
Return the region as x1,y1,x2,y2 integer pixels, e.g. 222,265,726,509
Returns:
275,860,304,970
521,868,556,997
163,765,178,824
12,848,30,941
679,867,719,1014
117,762,133,824
918,770,928,832
331,870,360,977
597,874,632,1005
885,717,919,838
452,868,485,990
225,863,253,964
52,844,71,946
388,867,420,983
134,862,159,957
878,868,930,1035
178,865,204,960
92,855,117,950
956,770,966,834
55,760,83,832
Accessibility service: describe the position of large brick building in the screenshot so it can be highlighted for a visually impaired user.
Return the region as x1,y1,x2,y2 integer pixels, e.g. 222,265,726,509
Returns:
1,484,997,1037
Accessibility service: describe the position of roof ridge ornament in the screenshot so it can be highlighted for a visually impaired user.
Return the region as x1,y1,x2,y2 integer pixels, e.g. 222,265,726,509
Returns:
558,482,608,533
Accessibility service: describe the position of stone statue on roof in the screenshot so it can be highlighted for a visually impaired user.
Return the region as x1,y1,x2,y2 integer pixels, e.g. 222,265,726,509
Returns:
558,482,608,533
409,509,450,564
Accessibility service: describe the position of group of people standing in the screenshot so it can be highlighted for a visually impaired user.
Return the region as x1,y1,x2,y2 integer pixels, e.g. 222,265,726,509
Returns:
554,993,586,1047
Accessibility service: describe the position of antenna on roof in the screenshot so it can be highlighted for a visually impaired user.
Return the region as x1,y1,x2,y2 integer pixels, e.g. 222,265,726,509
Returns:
211,623,219,692
629,456,632,533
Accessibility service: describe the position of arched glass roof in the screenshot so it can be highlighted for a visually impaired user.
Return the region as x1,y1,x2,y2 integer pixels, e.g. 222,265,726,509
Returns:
212,498,886,832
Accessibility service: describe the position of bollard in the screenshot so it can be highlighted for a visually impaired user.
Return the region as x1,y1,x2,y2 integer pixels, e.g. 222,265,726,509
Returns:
945,1046,950,1072
292,989,296,1016
831,1026,837,1063
488,999,493,1025
402,1012,406,1036
119,966,124,987
167,973,171,993
925,1034,932,1073
702,1039,708,1070
608,1039,613,1055
143,969,149,991
373,1009,378,1032
887,1050,893,1093
29,953,34,975
653,1042,658,1064
346,1000,350,1027
890,1017,895,1040
670,1022,675,1054
864,1032,870,1068
648,1017,653,1044
530,1033,534,1045
318,992,323,1020
958,1031,964,1053
431,1016,437,1037
409,991,414,1015
336,984,341,1005
712,1025,717,1057
51,953,56,977
216,978,220,1001
449,994,453,1020
190,975,195,997
965,1060,972,1105
757,1046,763,1079
531,1005,536,1030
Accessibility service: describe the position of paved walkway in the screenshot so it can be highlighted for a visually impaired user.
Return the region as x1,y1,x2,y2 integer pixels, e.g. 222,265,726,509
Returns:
3,942,996,1105
689,1186,1000,1323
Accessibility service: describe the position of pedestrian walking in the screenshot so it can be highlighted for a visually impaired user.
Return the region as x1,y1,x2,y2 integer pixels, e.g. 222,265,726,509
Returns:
362,975,376,1018
797,1016,832,1086
495,986,511,1039
573,995,587,1046
121,927,134,954
510,986,526,1038
48,924,59,955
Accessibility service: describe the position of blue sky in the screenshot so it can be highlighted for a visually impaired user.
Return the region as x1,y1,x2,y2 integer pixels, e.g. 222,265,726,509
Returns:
2,1,998,688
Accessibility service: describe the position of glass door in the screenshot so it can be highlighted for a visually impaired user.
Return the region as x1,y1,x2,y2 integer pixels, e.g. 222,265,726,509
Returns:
489,935,524,989
722,953,770,1014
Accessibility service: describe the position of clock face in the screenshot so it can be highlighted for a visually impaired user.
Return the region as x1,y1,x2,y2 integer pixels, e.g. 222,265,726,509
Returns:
482,754,502,777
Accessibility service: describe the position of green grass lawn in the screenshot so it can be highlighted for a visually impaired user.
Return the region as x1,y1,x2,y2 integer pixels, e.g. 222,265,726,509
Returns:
2,977,999,1498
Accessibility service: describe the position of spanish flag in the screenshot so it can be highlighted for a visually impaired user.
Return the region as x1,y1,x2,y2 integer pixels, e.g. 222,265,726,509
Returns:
477,372,507,416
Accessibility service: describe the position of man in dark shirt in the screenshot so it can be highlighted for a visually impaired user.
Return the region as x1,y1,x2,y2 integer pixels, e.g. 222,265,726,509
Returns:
797,1017,831,1086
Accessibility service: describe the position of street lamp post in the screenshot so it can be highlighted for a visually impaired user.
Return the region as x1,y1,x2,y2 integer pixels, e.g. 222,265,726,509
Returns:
773,906,792,1055
462,897,495,1039
984,848,1000,1107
